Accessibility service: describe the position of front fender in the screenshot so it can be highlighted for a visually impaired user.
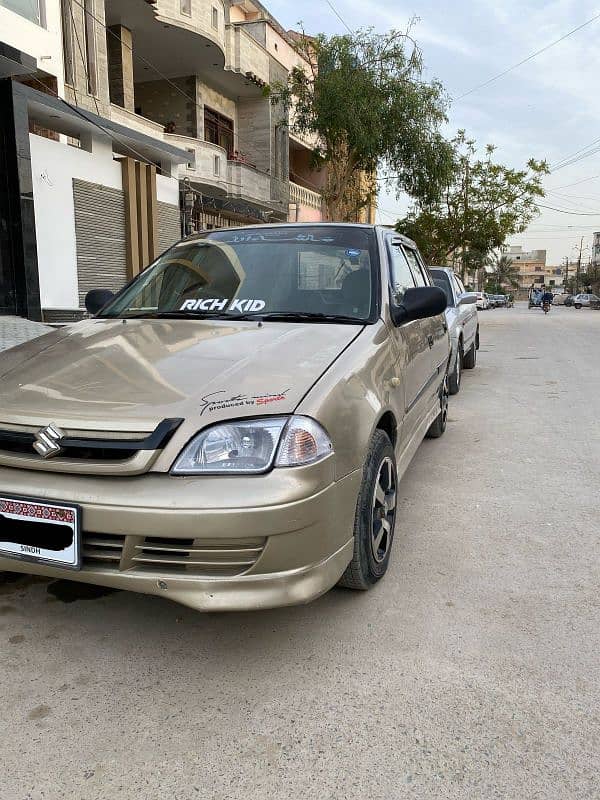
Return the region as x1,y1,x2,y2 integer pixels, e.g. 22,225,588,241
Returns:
294,321,401,481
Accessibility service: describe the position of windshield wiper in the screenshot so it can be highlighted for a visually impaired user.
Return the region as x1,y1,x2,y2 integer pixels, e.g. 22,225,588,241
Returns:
116,310,259,321
114,311,365,324
253,312,365,324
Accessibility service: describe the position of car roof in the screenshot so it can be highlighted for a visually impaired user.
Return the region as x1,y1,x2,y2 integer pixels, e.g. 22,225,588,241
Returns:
184,223,419,250
429,266,455,275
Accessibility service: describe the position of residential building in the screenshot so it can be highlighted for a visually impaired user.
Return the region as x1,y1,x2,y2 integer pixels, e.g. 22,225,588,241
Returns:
1,0,187,320
1,0,372,322
504,245,547,293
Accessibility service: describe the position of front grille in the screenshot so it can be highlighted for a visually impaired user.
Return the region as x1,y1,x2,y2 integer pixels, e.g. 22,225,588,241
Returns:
0,418,183,464
81,533,266,577
82,533,126,565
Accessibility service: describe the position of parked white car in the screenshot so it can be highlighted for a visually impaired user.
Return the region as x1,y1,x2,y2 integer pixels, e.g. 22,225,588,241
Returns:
476,292,490,310
572,293,600,309
430,268,479,394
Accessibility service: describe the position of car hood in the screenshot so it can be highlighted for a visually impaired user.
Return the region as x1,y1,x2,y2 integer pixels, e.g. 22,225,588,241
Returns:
0,319,362,431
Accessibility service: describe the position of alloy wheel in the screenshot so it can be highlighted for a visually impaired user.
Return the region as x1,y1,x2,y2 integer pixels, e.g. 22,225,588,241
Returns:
371,457,397,563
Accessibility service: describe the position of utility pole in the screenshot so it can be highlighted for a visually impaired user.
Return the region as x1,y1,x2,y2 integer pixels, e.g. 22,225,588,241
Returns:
576,236,584,294
563,256,569,291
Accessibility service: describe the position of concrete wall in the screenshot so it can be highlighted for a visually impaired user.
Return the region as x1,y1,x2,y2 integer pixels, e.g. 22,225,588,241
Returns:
63,0,111,116
237,97,271,173
135,76,198,137
0,0,65,94
29,131,179,310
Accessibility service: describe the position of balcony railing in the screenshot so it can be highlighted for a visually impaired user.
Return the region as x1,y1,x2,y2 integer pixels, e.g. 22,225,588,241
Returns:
290,181,323,211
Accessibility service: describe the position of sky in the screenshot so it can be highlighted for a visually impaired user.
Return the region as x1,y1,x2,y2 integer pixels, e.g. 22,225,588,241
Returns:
266,0,600,266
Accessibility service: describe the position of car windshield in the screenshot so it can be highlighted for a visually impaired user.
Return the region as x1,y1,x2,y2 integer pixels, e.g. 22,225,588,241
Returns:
431,272,453,306
99,226,377,323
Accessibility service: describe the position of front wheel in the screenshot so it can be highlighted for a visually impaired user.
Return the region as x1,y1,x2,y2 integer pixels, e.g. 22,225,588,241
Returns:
574,304,582,309
338,430,397,591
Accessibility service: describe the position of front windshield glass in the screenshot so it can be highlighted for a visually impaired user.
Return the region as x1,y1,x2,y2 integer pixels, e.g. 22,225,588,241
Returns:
100,226,377,323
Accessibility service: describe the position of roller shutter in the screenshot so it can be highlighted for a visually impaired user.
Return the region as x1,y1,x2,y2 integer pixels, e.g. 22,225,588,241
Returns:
157,201,181,254
73,179,127,307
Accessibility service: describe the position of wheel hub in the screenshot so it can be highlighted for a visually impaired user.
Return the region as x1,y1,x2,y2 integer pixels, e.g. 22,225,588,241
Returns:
371,457,397,563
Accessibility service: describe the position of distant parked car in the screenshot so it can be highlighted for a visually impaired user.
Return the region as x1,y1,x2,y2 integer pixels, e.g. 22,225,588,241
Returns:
476,292,490,310
573,293,600,309
493,294,507,307
552,293,571,306
430,267,479,395
563,294,574,307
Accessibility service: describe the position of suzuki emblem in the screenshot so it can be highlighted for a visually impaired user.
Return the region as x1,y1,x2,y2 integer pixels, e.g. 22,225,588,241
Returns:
33,423,65,459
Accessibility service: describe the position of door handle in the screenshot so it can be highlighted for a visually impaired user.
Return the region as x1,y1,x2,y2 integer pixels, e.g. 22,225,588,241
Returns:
427,334,434,348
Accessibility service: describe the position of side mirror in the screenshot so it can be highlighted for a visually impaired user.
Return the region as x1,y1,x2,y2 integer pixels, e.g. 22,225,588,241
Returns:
391,286,447,326
458,292,478,306
85,289,115,315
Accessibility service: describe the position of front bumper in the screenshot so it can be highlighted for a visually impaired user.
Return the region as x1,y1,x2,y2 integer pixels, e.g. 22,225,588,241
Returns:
0,460,361,611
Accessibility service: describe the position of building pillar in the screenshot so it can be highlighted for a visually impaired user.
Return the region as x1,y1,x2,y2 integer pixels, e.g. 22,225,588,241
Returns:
0,79,41,319
107,25,135,111
121,157,158,280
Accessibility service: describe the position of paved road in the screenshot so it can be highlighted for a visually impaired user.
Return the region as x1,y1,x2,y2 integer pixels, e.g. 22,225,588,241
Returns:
1,305,599,800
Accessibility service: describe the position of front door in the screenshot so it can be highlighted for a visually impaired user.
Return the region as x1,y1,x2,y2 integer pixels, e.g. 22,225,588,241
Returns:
386,238,434,445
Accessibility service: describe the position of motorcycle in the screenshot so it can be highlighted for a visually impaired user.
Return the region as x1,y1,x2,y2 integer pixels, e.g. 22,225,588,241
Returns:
542,301,550,314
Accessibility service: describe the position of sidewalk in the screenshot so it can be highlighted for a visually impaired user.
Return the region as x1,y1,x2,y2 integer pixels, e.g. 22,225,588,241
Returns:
0,316,53,352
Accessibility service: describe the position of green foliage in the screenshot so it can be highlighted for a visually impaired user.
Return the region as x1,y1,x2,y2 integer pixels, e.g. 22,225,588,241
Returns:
398,131,549,270
270,27,454,220
489,253,521,289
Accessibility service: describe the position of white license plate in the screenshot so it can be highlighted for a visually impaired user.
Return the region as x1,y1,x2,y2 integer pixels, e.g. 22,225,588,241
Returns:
0,496,81,569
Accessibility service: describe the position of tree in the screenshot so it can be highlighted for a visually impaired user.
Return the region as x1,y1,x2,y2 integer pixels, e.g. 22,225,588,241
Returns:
398,131,549,275
487,253,520,293
268,26,455,221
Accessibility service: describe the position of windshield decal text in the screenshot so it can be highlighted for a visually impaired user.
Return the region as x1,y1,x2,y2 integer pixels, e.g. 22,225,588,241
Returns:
180,299,266,313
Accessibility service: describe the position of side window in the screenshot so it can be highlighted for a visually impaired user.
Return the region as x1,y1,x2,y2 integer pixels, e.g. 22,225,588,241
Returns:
451,274,463,298
388,242,415,302
403,247,427,287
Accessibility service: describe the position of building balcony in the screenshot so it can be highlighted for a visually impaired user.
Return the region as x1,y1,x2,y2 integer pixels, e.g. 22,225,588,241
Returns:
225,25,270,89
110,104,166,139
228,161,271,205
290,181,323,210
165,133,229,195
146,0,227,56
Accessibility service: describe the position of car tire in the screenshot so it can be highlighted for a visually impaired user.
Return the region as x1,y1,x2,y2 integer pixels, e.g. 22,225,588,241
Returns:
448,344,462,395
575,304,582,309
338,430,397,591
426,377,449,439
463,339,477,369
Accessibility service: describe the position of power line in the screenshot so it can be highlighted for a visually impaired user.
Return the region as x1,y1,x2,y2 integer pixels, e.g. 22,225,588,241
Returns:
453,11,600,101
325,0,353,34
538,203,600,216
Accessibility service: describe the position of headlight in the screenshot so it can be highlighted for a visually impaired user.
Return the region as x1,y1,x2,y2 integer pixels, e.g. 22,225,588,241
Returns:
171,416,333,475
